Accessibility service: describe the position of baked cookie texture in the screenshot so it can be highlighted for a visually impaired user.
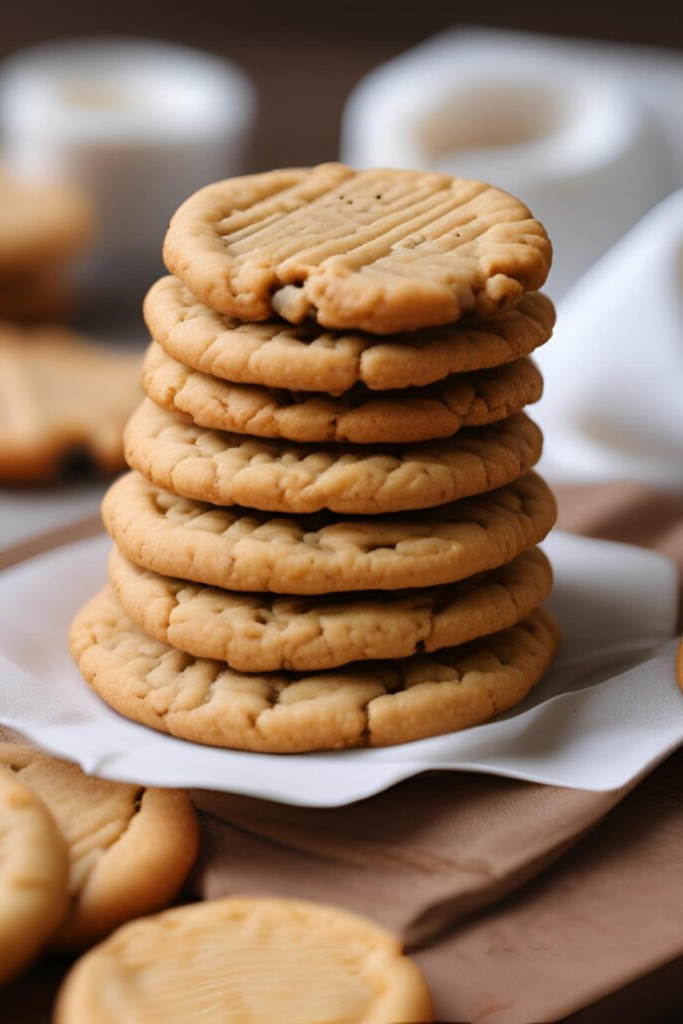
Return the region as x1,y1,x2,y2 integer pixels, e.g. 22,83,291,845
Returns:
70,587,560,752
124,400,543,515
0,326,141,483
102,470,556,595
71,162,560,752
0,744,199,950
163,163,551,334
109,545,553,671
55,898,434,1023
142,341,543,444
144,275,555,393
0,766,69,985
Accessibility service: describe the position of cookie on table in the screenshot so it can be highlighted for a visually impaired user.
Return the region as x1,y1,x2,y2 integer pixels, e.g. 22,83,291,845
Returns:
142,342,543,444
0,325,141,483
0,766,69,986
109,545,553,672
0,744,199,950
145,275,555,393
102,470,557,594
55,898,434,1023
0,174,93,276
163,163,551,334
125,400,543,515
70,587,560,751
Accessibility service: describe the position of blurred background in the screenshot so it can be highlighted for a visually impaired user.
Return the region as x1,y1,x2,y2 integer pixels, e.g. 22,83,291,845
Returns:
1,0,682,542
2,0,683,171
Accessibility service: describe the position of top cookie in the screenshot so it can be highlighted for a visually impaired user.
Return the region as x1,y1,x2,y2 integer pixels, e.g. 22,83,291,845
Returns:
144,276,555,394
163,164,552,334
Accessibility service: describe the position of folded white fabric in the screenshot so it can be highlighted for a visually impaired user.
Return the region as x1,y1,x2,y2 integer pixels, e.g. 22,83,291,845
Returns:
535,189,683,491
342,28,682,298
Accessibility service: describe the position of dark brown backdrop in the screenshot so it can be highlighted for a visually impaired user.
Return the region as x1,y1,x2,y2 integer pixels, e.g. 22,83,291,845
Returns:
1,1,681,172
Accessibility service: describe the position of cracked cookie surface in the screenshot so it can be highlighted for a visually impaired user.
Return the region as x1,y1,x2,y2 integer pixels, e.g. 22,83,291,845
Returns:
0,744,199,950
142,342,543,445
0,766,69,985
162,163,551,334
125,400,543,515
145,276,555,394
70,588,560,752
109,546,553,672
102,470,556,594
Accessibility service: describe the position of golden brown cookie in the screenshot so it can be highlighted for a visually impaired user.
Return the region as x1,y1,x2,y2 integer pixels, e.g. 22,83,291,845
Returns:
55,897,434,1023
0,766,69,986
109,545,553,671
71,587,560,751
102,470,556,594
0,744,199,951
124,400,543,515
142,342,543,444
0,325,141,483
163,163,551,334
0,174,93,275
145,275,555,393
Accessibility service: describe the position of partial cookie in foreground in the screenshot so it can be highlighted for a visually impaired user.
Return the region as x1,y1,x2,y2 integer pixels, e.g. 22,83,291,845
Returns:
0,174,93,275
0,744,199,950
125,400,543,515
55,898,434,1024
145,275,555,393
70,587,560,751
163,163,551,333
109,545,553,671
103,470,557,594
0,326,141,483
142,342,543,444
0,766,69,986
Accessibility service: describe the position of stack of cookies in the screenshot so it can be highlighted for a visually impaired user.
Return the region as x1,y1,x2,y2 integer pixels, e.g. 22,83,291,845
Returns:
71,164,561,754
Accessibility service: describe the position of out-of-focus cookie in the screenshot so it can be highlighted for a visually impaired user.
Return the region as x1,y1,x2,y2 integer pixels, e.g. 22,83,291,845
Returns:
142,342,543,444
145,275,555,393
0,174,93,275
0,326,141,483
55,897,434,1023
102,470,556,594
163,163,551,334
70,587,560,751
0,271,73,322
0,744,199,951
125,400,543,515
109,545,553,671
0,766,69,986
